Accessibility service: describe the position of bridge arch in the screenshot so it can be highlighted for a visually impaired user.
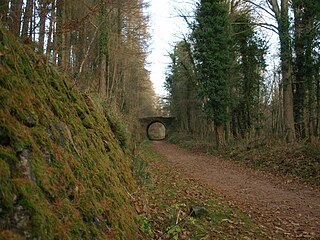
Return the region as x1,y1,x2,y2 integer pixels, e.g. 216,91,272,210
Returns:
146,121,166,140
139,117,176,140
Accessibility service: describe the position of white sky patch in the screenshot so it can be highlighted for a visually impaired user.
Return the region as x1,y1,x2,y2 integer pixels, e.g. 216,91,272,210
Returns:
146,0,195,97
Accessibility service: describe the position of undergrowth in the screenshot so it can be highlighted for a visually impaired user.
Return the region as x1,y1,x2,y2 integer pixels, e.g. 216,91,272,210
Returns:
224,138,320,185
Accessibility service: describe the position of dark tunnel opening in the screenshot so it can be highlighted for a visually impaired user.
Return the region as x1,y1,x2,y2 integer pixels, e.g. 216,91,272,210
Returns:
147,121,166,140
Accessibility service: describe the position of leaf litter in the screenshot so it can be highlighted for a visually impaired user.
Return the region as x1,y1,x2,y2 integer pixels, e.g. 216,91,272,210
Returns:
134,141,279,239
146,141,320,239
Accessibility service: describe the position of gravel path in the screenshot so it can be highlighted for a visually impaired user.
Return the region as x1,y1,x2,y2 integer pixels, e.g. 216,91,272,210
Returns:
153,141,320,239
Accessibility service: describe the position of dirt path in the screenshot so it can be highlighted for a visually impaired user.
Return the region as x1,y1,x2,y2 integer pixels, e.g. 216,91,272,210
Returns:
152,141,320,239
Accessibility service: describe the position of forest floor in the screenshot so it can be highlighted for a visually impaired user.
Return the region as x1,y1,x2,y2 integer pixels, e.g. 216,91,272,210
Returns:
136,141,320,239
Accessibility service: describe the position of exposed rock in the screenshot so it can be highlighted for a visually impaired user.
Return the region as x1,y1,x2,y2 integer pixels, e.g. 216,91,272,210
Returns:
40,144,51,164
24,113,37,127
17,149,35,182
54,122,66,147
14,205,31,230
190,205,209,218
0,26,138,239
0,205,32,239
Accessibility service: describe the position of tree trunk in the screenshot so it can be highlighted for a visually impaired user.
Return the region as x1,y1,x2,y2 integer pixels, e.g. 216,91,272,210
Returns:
293,6,306,139
99,53,107,97
53,0,59,65
317,73,320,137
21,0,33,38
269,0,296,142
215,123,226,149
98,0,108,97
38,0,47,53
306,39,316,142
56,0,67,68
46,0,55,58
281,3,295,142
8,0,23,36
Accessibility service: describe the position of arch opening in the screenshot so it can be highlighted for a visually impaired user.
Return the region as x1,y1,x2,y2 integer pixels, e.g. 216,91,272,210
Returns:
147,121,166,140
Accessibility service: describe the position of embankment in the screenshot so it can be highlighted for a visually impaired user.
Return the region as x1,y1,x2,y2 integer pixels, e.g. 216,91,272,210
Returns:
0,27,139,239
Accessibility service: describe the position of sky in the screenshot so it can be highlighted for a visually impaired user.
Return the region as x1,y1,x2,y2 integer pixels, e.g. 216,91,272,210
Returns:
145,0,195,97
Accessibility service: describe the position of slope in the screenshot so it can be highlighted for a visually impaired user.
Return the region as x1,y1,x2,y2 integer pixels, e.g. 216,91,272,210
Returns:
0,27,139,239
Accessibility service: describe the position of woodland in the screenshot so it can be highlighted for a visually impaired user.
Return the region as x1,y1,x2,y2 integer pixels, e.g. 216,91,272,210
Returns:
0,0,157,120
1,0,320,147
164,0,320,148
1,0,320,239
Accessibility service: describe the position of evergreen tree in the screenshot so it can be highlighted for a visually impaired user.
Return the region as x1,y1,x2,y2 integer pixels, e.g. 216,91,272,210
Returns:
192,0,233,148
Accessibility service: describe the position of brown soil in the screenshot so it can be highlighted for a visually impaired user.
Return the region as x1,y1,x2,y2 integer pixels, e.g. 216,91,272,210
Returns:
153,141,320,239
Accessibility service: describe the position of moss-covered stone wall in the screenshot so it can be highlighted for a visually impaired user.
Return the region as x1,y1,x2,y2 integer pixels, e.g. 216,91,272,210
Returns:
0,27,139,239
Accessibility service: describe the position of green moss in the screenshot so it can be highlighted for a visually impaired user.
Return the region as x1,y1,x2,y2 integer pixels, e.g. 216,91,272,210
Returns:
68,90,78,102
106,113,130,148
82,114,94,129
0,149,18,164
31,126,50,145
14,108,38,128
13,179,59,239
0,160,14,208
0,92,9,108
21,55,35,83
49,77,60,91
0,26,139,239
3,72,18,90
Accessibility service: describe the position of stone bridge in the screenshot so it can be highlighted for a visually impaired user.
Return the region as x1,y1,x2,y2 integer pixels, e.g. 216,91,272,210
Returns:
139,117,176,140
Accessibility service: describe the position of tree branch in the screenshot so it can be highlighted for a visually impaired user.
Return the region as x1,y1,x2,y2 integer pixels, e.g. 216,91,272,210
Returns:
268,0,281,21
243,0,276,20
256,22,279,34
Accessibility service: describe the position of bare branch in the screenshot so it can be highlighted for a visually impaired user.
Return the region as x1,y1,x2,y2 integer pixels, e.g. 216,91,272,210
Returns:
256,22,279,34
268,0,281,21
78,22,101,75
243,0,276,19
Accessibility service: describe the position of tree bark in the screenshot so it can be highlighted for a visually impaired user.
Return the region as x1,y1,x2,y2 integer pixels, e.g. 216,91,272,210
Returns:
317,73,320,137
8,0,23,36
99,53,107,97
215,124,226,149
46,0,55,58
293,6,305,138
38,0,48,53
21,0,33,38
269,0,295,142
98,0,108,98
56,0,67,68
